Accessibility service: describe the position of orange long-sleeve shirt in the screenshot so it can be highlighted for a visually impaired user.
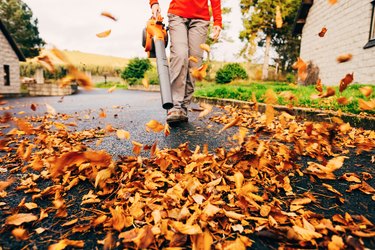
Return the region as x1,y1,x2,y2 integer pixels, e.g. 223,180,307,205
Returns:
149,0,222,28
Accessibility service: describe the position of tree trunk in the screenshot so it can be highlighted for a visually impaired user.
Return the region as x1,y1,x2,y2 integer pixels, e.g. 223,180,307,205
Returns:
262,35,271,81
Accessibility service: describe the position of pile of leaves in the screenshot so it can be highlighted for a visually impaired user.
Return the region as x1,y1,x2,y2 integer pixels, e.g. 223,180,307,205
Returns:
0,98,374,249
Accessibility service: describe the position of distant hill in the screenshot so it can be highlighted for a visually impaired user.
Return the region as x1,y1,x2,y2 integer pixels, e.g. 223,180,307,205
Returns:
62,50,129,68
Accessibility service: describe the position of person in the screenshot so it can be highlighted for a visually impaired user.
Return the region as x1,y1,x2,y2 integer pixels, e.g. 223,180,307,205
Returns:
149,0,222,124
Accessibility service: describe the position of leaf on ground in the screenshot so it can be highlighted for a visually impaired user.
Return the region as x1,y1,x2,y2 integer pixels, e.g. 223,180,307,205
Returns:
219,117,241,133
358,99,375,111
6,213,38,226
48,239,84,250
12,228,29,241
146,120,164,133
116,129,130,140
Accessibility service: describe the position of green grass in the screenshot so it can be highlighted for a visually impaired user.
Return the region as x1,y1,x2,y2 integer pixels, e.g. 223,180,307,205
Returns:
95,82,128,89
194,81,375,115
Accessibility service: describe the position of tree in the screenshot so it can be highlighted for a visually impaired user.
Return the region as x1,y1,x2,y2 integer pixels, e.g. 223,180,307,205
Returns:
121,58,152,85
239,0,300,79
0,0,45,58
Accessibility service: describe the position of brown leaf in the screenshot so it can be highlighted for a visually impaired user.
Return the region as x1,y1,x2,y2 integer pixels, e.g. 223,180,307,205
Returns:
164,123,170,137
37,55,55,73
96,29,111,38
318,27,328,37
107,85,117,93
315,78,323,93
265,105,275,126
275,6,283,28
6,213,38,226
337,53,352,63
337,96,349,105
359,86,373,97
292,57,307,81
101,11,117,21
0,178,15,192
146,120,164,133
328,235,345,250
48,239,84,250
291,225,322,241
339,73,354,92
110,206,127,232
322,183,343,196
219,117,241,133
321,87,336,98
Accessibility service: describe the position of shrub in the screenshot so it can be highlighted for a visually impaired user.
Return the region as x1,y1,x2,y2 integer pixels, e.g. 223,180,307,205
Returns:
144,67,159,85
121,57,152,85
215,63,248,84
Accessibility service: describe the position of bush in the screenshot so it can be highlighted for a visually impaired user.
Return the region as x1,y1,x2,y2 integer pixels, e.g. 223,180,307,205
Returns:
144,67,159,85
121,58,152,85
215,63,248,84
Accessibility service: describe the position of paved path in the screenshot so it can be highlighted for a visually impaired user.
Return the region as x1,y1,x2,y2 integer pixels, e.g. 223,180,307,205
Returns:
4,88,235,157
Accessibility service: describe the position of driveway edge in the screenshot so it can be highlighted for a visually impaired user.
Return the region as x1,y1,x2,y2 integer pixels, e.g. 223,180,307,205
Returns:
192,96,375,130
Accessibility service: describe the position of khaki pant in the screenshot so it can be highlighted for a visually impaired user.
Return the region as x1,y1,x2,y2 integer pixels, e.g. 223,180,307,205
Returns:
168,14,209,114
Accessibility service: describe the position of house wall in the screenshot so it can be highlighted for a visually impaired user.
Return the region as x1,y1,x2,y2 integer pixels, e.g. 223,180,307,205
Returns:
0,29,21,94
300,0,375,85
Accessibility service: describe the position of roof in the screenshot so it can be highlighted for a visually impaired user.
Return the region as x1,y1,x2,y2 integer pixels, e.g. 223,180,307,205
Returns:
293,0,314,35
0,19,26,61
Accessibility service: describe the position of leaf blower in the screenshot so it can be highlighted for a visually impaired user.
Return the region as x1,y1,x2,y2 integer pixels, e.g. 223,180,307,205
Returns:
142,15,173,110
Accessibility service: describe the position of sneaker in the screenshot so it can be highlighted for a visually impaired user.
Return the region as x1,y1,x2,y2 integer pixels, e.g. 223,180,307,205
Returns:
166,110,188,124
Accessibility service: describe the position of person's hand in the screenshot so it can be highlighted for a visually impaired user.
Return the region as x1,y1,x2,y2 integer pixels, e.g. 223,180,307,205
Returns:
211,26,222,41
151,4,160,19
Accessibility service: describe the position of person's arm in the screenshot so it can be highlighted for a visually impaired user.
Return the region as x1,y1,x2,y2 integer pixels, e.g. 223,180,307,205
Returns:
150,0,160,18
210,0,222,40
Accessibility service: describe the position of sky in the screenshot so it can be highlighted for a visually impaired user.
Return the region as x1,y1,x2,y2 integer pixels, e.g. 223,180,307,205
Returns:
22,0,249,62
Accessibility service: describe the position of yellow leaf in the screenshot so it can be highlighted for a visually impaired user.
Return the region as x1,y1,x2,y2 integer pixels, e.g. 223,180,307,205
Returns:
171,221,202,235
275,6,283,28
191,229,213,250
146,120,164,133
219,117,241,133
191,64,208,81
6,213,38,226
189,56,199,63
116,129,130,140
200,44,211,52
96,29,111,38
108,85,117,93
95,168,112,188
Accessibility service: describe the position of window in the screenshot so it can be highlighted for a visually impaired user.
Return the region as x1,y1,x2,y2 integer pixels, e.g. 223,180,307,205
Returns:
364,0,375,49
3,65,10,86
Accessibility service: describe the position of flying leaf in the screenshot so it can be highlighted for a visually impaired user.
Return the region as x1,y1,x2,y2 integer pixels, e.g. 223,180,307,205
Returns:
339,73,354,92
30,103,37,111
6,213,38,226
275,6,283,28
359,86,373,97
191,64,208,81
292,57,307,81
219,117,241,133
321,87,336,98
264,89,278,104
318,27,327,37
164,124,170,137
142,77,149,89
96,29,111,38
99,109,107,118
132,141,143,155
46,103,57,115
189,56,199,63
328,0,338,4
337,53,352,63
116,129,130,140
199,103,213,118
146,120,164,133
69,67,93,90
107,85,117,93
101,11,117,21
37,55,55,73
200,44,210,53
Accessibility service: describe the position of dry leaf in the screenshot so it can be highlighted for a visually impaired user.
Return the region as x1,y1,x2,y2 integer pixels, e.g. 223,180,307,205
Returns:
219,117,241,133
146,120,164,133
171,221,203,235
6,213,38,226
358,99,375,111
337,97,349,105
318,27,327,37
116,129,130,140
142,77,149,89
275,6,283,28
48,239,84,250
37,55,55,73
101,11,117,21
132,141,143,155
199,103,213,118
12,228,29,241
292,57,307,81
96,29,111,38
359,86,373,97
189,56,199,63
328,0,338,5
107,85,117,93
321,87,336,98
191,64,208,81
339,73,354,92
315,79,323,93
337,53,352,63
200,44,210,52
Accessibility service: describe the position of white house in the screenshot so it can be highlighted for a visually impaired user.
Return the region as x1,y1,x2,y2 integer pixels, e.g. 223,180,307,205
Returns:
0,19,25,94
293,0,375,85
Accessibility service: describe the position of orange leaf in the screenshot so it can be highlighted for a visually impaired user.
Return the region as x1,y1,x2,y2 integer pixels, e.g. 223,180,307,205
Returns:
142,77,149,89
96,29,111,38
198,103,213,118
292,57,307,81
321,87,336,98
107,85,117,93
164,123,170,137
191,64,208,81
69,67,93,90
328,0,338,5
132,141,143,155
12,228,29,241
146,120,164,133
219,117,241,133
275,6,283,28
337,96,349,105
48,239,84,250
358,99,375,111
37,55,55,73
339,73,354,92
99,109,107,118
264,89,278,104
337,53,352,63
171,221,203,235
191,229,213,250
315,79,323,93
328,235,344,250
359,86,373,97
0,178,15,192
6,213,38,226
189,56,199,63
101,11,117,21
265,105,275,126
318,27,327,37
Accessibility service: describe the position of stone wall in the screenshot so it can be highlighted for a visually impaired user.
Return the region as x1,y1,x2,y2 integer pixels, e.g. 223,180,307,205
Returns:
28,83,74,96
0,29,21,94
300,0,375,85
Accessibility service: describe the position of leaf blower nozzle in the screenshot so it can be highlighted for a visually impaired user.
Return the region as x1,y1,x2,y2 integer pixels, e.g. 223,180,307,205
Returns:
142,16,173,110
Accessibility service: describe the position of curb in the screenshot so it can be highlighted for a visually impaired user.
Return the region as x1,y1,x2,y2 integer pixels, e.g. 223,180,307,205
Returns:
192,96,375,130
127,86,160,92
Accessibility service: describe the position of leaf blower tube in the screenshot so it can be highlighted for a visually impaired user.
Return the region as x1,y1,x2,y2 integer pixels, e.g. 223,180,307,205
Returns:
142,16,173,110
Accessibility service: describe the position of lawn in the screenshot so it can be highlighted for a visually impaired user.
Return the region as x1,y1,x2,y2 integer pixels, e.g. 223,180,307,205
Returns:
195,81,375,115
